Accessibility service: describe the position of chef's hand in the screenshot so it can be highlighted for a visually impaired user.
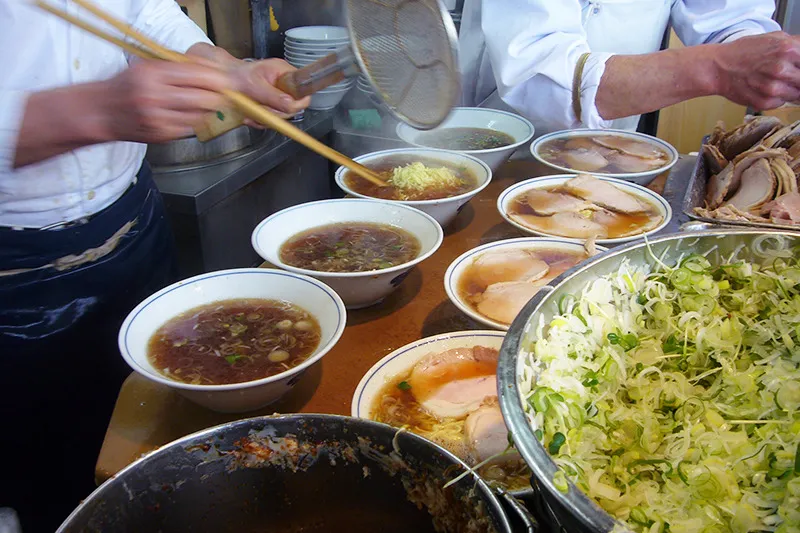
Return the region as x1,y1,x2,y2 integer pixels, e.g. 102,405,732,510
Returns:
102,59,232,143
229,59,311,123
713,32,800,111
186,44,310,123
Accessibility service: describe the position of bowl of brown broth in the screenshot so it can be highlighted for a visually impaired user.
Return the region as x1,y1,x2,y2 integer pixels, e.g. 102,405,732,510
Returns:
252,198,444,309
334,148,492,228
396,108,535,172
118,268,346,413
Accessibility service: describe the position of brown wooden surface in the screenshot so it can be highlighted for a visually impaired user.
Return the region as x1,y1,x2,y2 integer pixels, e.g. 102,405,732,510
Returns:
94,158,669,484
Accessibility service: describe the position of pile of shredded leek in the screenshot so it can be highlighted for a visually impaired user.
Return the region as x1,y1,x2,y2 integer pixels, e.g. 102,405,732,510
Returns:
390,162,463,196
520,236,800,533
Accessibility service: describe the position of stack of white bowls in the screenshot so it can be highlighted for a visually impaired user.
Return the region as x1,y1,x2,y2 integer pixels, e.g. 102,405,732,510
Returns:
284,26,354,111
356,74,385,109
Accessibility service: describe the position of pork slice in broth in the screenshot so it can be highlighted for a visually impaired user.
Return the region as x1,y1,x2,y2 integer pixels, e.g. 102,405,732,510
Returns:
472,249,549,286
510,211,609,239
464,397,520,463
407,347,498,419
563,174,648,214
560,148,609,172
525,189,595,215
476,281,547,324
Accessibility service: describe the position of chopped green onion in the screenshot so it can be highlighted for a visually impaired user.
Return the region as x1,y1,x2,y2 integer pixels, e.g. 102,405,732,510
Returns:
397,381,411,391
548,432,566,455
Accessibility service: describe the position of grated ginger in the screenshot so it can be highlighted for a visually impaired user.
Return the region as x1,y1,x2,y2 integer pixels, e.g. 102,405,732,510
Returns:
389,162,464,198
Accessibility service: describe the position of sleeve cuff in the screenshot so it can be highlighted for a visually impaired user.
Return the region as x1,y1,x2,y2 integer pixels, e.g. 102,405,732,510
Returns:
578,52,614,129
719,28,764,43
0,90,31,172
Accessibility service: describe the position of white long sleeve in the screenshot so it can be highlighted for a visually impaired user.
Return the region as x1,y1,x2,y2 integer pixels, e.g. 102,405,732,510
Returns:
671,0,780,46
480,0,613,133
128,0,211,55
476,0,780,134
0,0,212,228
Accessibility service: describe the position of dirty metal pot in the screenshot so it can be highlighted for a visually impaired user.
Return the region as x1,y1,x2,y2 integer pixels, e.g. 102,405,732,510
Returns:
58,414,521,533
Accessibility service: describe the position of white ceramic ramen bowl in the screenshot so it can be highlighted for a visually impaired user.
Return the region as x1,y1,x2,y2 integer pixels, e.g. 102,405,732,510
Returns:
118,268,346,413
530,129,679,186
351,330,506,420
444,237,607,331
334,148,493,228
497,174,671,245
395,107,535,173
284,25,349,44
251,198,444,309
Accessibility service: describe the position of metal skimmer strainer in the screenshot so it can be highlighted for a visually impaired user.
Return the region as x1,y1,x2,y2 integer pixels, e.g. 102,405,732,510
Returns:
276,0,460,129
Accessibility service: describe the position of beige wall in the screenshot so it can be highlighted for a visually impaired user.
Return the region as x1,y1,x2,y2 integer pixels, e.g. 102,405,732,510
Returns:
656,31,747,154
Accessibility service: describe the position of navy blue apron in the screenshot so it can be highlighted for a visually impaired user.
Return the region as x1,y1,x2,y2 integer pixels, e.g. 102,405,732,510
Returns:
0,163,177,533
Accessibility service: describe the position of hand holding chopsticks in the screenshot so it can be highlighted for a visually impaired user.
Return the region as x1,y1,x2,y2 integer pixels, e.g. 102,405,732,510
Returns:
33,0,389,187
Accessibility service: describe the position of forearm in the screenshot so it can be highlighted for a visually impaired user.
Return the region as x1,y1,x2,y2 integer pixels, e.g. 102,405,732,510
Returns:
13,83,112,168
595,45,718,121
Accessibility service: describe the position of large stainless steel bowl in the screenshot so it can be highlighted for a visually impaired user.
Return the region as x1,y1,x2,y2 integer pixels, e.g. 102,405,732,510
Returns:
58,414,516,533
497,229,800,533
145,126,272,170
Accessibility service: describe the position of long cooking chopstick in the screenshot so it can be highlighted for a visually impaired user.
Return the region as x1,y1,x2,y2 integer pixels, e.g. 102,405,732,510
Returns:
35,0,389,188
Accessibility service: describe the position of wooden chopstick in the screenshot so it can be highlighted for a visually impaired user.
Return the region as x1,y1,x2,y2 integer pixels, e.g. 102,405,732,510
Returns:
36,0,389,188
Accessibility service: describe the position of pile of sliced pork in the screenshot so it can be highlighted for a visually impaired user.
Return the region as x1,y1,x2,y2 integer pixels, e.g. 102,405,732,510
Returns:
696,115,800,225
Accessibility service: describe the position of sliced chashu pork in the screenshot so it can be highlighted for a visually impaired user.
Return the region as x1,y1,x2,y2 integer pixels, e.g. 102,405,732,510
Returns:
407,346,498,420
762,192,800,224
510,211,608,239
591,208,664,238
702,143,728,176
524,189,594,215
471,249,549,286
724,158,776,212
715,115,783,160
464,397,520,463
605,151,662,173
563,174,648,214
591,135,666,160
706,147,788,209
476,281,547,325
560,148,609,172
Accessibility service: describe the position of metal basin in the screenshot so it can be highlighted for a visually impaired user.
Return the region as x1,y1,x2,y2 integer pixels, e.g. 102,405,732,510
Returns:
58,414,515,533
497,229,800,533
145,126,271,169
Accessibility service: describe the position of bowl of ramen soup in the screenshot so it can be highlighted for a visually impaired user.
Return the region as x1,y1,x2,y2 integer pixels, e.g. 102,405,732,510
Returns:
334,148,492,228
396,108,535,172
252,198,444,309
530,129,678,185
352,331,533,496
444,238,605,330
118,268,347,413
498,173,671,245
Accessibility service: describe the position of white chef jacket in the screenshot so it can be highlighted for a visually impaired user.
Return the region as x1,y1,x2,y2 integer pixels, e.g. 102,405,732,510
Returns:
0,0,211,229
459,0,780,136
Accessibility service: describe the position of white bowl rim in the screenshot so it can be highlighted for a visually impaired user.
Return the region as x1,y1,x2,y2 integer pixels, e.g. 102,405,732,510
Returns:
284,26,349,41
251,198,445,279
350,329,507,418
496,174,673,245
529,128,679,179
118,267,347,392
334,148,493,206
395,107,535,155
443,237,609,331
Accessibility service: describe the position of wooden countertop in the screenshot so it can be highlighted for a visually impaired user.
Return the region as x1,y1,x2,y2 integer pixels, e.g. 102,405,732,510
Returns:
94,158,670,484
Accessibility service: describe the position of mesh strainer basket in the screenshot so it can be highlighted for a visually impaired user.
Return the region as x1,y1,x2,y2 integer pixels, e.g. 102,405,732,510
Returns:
276,0,460,129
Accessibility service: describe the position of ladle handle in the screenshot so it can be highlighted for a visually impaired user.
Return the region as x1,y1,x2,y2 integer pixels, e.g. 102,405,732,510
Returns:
276,51,351,99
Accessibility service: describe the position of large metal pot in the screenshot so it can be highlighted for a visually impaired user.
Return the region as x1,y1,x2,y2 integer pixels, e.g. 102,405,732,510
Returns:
58,414,518,533
497,229,800,533
145,126,271,169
